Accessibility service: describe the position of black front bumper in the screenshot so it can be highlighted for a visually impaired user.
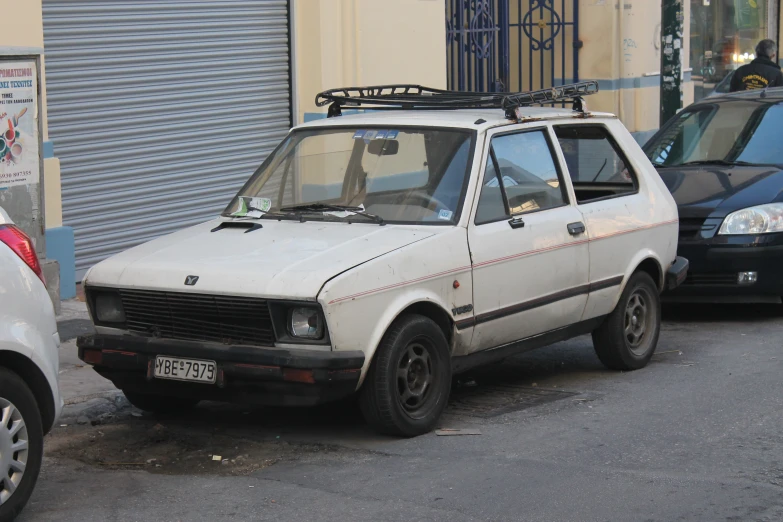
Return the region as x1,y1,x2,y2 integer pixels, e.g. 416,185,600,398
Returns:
77,334,365,407
671,233,783,297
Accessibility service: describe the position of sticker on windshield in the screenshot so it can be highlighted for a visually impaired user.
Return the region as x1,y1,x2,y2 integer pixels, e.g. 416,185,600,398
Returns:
362,130,378,143
353,130,366,139
374,130,387,139
386,130,399,139
231,197,271,217
438,209,453,221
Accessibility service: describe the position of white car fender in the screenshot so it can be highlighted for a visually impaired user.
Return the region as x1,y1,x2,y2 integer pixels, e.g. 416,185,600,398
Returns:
616,249,668,305
318,229,474,385
327,288,458,386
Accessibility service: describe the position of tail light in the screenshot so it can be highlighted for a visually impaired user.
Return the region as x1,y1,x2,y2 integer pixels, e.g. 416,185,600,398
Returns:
0,224,45,284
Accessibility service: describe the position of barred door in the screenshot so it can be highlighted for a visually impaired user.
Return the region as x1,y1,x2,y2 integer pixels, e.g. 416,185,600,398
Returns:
447,0,580,93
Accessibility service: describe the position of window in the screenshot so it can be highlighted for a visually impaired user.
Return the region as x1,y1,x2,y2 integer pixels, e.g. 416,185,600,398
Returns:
554,126,637,204
644,101,783,168
475,130,567,224
689,0,769,102
224,127,474,225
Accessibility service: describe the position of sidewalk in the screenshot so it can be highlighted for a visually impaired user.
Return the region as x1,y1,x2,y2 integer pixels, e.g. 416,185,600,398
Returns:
56,299,130,425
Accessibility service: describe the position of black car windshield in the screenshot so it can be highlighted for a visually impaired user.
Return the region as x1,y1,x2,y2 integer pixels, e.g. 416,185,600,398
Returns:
644,100,783,168
223,127,474,225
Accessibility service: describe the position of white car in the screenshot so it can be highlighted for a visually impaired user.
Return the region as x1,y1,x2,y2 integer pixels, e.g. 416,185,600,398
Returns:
0,207,61,521
77,83,687,436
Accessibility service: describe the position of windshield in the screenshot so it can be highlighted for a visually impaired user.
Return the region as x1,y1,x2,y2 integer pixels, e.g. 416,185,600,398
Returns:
223,127,474,225
644,101,783,168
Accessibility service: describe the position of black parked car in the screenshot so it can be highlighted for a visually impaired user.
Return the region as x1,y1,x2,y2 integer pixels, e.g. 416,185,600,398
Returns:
644,88,783,300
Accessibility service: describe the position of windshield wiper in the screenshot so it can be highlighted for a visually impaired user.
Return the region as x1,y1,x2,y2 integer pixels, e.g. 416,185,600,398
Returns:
280,203,364,213
672,159,770,168
279,203,385,225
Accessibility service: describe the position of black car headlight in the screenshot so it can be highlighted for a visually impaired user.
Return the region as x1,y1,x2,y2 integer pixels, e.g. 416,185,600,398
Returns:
89,289,126,324
288,307,325,339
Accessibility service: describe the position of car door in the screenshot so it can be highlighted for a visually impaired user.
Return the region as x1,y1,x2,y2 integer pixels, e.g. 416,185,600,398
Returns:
466,126,590,352
552,122,659,320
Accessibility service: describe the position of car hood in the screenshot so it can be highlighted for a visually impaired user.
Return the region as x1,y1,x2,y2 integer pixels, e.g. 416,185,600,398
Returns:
658,166,783,218
84,218,437,300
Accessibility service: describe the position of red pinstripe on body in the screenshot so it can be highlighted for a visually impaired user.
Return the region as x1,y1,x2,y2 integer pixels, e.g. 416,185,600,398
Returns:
327,220,678,304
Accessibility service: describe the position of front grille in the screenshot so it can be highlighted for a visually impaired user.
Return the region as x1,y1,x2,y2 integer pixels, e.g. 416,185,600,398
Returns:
118,289,275,346
678,217,707,239
681,273,737,286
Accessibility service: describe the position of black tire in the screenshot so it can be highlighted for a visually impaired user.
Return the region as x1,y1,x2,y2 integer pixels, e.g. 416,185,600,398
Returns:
0,367,44,522
122,391,200,414
359,315,452,437
592,272,661,371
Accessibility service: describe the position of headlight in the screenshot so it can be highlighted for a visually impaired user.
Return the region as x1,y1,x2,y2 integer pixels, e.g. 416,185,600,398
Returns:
718,203,783,235
288,307,324,339
94,292,126,323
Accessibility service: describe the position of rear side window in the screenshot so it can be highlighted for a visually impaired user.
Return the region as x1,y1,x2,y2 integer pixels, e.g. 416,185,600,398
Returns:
475,129,567,224
554,126,637,204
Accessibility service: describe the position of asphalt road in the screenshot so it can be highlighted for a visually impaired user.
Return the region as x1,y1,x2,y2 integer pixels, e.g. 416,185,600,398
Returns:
20,304,783,521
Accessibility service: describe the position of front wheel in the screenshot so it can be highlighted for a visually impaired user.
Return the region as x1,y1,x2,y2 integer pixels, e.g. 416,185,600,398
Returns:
359,315,452,437
0,367,44,522
122,391,200,415
592,272,661,371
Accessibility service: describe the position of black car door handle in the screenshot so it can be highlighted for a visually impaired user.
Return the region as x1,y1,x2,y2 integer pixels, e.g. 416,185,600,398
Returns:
567,222,585,235
508,216,525,229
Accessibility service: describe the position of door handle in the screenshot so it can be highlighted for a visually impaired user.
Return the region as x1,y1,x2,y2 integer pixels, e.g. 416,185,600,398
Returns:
567,222,585,235
508,216,525,229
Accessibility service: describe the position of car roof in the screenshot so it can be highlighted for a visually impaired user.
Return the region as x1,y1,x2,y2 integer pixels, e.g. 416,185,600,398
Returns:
695,86,783,105
296,107,617,132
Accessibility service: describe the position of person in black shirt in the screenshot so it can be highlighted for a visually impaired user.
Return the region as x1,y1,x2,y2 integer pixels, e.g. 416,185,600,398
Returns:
730,39,783,92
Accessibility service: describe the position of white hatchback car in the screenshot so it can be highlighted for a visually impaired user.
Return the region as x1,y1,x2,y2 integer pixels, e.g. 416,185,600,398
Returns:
78,84,687,436
0,207,61,521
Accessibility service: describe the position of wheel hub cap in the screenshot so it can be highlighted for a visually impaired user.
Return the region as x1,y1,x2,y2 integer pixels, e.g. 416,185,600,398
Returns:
624,291,649,352
0,398,28,505
397,343,433,411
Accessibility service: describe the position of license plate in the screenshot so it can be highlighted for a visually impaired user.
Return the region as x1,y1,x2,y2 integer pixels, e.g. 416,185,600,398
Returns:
154,356,216,384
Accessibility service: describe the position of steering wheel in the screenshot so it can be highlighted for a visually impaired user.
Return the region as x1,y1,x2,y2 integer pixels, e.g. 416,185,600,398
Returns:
403,191,449,213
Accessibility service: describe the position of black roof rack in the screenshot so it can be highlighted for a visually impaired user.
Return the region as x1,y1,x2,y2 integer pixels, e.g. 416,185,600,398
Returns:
315,81,599,120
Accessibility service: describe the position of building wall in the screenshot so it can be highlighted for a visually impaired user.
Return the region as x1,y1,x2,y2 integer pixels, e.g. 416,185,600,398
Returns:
0,0,73,299
578,0,667,141
293,0,447,124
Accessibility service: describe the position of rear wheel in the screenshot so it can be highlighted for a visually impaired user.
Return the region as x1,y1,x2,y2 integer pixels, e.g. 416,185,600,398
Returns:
592,272,661,371
0,367,43,522
359,315,451,437
122,391,200,414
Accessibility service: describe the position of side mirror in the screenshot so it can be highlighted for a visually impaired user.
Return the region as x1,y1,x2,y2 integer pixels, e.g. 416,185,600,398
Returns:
367,139,399,156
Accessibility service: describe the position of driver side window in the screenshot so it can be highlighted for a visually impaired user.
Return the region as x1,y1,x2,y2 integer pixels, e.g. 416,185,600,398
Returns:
475,129,568,225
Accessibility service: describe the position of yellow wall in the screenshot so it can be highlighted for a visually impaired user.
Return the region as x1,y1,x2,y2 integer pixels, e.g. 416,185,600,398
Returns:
0,0,43,47
293,0,447,124
578,0,663,134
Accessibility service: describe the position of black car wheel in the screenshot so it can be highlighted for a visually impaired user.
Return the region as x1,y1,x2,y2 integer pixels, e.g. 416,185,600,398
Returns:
592,272,661,371
359,315,451,437
0,368,43,522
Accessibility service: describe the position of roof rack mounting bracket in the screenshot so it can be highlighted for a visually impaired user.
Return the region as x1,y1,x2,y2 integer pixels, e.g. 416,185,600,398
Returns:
572,96,586,113
327,102,342,118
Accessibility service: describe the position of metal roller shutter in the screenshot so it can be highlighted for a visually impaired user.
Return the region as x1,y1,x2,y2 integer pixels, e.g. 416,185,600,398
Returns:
43,0,291,276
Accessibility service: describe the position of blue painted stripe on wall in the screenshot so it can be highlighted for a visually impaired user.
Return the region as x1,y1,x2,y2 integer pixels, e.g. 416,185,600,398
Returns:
43,140,54,159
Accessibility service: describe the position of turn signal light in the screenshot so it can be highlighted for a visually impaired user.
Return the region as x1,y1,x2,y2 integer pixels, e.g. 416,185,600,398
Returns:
282,368,315,384
0,224,45,284
82,349,103,365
